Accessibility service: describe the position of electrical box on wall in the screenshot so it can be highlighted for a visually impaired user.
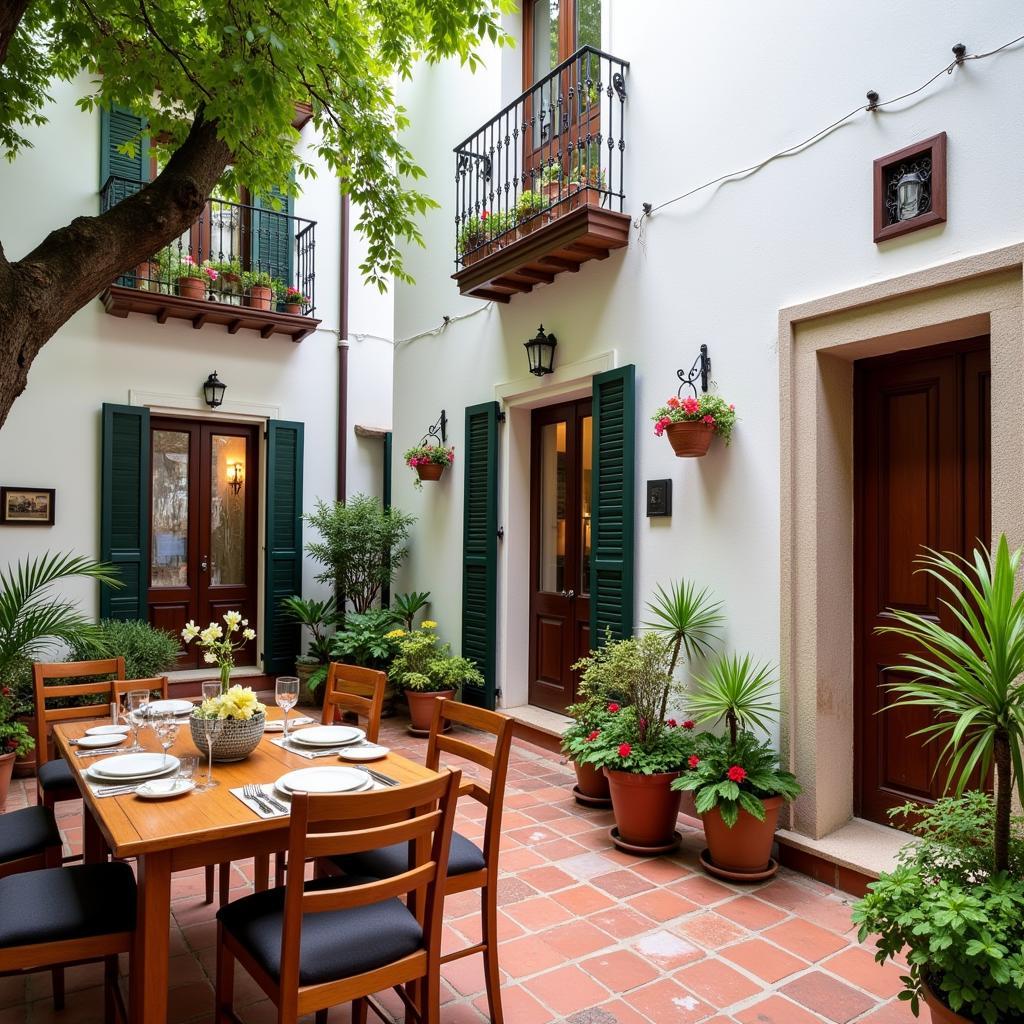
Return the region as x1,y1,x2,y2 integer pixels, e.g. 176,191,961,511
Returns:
646,479,672,518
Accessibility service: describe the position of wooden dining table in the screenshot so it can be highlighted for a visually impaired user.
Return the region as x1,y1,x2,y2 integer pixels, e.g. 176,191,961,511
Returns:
53,711,440,1024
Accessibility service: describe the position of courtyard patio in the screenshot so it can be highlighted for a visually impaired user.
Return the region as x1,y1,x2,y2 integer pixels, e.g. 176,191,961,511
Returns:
1,718,913,1024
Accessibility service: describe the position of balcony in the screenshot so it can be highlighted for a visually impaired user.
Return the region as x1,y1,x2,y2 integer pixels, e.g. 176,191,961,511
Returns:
98,177,320,342
452,46,631,302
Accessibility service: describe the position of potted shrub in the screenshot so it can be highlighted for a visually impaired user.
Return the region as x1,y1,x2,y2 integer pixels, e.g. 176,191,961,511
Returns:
321,608,406,713
515,190,549,238
404,443,455,487
177,255,217,299
281,286,310,315
561,700,618,806
674,654,800,880
852,536,1024,1023
210,258,243,304
69,617,180,680
0,684,33,810
391,590,431,632
652,393,737,458
280,595,338,705
242,270,274,310
458,212,491,265
0,552,121,778
538,163,565,207
567,164,606,210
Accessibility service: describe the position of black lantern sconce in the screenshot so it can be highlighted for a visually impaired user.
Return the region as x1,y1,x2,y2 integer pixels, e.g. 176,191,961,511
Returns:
525,324,557,377
675,344,712,398
203,371,227,409
226,460,245,495
419,409,448,447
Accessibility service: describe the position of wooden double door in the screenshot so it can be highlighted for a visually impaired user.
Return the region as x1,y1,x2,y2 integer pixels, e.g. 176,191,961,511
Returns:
855,338,990,825
148,417,259,669
529,400,593,713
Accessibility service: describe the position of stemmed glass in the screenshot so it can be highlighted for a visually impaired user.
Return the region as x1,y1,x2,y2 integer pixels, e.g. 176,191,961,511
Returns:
197,680,223,790
276,676,299,741
121,689,150,752
153,710,180,768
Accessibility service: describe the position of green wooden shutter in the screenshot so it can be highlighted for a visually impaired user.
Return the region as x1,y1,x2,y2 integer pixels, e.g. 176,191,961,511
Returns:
100,404,150,620
381,431,394,608
461,402,500,709
251,180,295,292
590,365,636,643
99,105,151,189
264,420,304,674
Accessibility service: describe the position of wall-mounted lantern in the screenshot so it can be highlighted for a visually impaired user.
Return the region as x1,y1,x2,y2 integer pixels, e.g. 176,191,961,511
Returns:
226,460,245,495
203,371,227,409
525,324,557,377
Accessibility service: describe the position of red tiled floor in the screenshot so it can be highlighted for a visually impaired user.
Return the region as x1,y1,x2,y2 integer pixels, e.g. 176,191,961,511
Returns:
1,717,915,1023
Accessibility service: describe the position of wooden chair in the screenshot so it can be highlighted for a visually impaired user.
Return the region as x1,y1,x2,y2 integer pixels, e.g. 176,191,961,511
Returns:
0,861,136,1024
214,769,461,1024
329,698,513,1024
32,658,126,818
320,662,387,740
0,806,62,879
112,676,169,702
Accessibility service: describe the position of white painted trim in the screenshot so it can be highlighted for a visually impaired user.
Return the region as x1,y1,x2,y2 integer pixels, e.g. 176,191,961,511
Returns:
495,351,617,408
129,389,280,422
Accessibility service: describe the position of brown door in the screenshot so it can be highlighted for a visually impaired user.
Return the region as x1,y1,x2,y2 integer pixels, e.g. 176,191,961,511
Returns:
855,338,990,825
148,418,260,669
529,400,592,713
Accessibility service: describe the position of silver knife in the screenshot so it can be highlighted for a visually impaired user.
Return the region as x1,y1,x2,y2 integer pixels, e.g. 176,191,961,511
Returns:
259,787,290,813
76,748,129,758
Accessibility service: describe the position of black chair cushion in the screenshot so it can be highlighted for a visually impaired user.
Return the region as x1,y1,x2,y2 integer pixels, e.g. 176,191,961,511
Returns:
0,806,60,864
0,862,136,948
331,830,485,881
217,875,423,986
37,758,76,793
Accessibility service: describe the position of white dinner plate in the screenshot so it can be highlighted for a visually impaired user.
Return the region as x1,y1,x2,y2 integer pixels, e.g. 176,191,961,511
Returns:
289,725,364,747
338,744,390,763
85,761,179,785
85,724,131,737
275,766,373,795
88,753,180,780
143,699,194,716
264,716,314,733
76,734,128,749
135,778,195,800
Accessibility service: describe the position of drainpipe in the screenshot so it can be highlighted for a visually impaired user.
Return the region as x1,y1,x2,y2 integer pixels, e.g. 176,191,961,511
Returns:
337,196,350,503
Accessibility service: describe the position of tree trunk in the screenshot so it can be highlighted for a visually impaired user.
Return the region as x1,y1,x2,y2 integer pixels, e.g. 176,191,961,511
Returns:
994,728,1011,873
0,115,231,429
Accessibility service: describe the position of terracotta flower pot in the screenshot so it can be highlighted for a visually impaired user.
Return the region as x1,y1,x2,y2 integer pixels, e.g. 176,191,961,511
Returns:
416,462,445,482
922,978,972,1024
701,795,783,874
284,302,303,316
178,276,207,300
135,261,159,290
247,285,273,310
665,420,715,458
574,760,611,800
405,689,454,732
604,768,682,850
13,715,37,778
0,752,15,811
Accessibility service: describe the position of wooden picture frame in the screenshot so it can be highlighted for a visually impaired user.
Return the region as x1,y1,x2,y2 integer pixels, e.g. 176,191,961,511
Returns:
873,132,947,243
0,487,55,525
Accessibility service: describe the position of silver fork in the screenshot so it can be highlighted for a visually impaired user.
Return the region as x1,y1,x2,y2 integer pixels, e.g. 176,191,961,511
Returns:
256,785,290,814
243,783,277,815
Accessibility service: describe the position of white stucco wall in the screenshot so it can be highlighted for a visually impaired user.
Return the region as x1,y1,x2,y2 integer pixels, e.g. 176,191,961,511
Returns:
389,3,1024,708
0,77,393,633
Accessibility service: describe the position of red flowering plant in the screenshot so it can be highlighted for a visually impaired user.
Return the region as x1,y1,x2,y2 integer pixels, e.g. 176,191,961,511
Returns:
672,654,801,826
652,392,737,443
561,628,632,763
0,683,33,759
402,443,455,488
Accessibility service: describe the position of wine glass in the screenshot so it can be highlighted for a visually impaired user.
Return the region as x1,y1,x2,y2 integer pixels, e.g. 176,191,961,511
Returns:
153,710,180,768
276,676,299,740
197,716,223,790
122,689,150,752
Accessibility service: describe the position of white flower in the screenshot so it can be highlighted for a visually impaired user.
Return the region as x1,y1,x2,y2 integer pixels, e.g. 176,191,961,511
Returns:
242,628,256,640
224,611,242,631
203,652,217,664
241,618,248,626
181,620,199,641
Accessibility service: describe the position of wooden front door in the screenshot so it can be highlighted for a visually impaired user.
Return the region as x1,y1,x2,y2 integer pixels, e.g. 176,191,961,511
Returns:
529,400,593,713
855,338,990,826
148,417,260,669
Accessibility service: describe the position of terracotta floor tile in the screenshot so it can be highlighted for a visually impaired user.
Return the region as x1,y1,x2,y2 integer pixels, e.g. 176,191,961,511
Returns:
518,864,576,892
499,846,548,873
523,965,611,1017
474,984,553,1024
494,934,566,978
781,971,877,1023
671,874,737,906
716,894,791,931
549,883,616,916
630,856,695,884
629,929,704,970
764,918,851,962
591,869,655,898
675,912,748,949
625,978,710,1022
721,938,808,982
627,887,699,922
590,907,657,939
674,958,762,1008
822,946,906,999
540,920,615,959
580,949,660,992
734,994,825,1024
587,999,658,1024
855,999,919,1022
502,894,574,931
534,835,589,861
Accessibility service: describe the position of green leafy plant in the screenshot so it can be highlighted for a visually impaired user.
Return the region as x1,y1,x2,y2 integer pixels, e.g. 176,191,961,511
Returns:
392,591,430,632
686,653,779,745
457,212,490,254
305,495,416,614
68,618,179,679
644,579,724,675
403,444,454,488
0,683,33,757
389,623,475,694
325,609,403,670
431,655,484,693
515,190,549,224
241,270,273,291
652,393,738,445
208,257,242,280
875,536,1024,872
0,552,121,688
853,795,1024,1023
280,595,338,663
580,704,698,775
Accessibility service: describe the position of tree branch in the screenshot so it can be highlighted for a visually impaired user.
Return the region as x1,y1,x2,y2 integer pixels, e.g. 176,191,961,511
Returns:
0,0,30,66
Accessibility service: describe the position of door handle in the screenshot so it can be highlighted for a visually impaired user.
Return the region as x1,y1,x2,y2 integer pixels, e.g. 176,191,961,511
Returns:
200,556,209,573
562,589,576,600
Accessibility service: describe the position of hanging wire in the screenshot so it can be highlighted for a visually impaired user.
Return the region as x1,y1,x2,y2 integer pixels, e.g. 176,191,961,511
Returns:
635,33,1024,229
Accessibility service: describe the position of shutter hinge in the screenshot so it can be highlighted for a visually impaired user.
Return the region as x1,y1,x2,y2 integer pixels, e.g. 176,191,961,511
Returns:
497,527,504,540
495,688,502,699
497,410,506,423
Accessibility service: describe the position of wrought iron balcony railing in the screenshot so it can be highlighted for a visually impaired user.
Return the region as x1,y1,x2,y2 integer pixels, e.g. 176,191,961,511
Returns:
100,176,317,316
453,46,628,269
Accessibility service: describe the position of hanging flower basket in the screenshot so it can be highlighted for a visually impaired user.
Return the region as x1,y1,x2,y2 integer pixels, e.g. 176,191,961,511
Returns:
404,444,455,489
416,462,445,482
653,393,737,458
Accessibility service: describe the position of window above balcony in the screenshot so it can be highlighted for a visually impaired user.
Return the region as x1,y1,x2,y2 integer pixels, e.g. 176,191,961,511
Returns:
452,46,630,302
98,174,320,343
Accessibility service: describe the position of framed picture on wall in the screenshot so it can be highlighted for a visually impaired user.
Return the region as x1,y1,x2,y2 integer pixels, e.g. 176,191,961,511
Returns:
0,487,55,526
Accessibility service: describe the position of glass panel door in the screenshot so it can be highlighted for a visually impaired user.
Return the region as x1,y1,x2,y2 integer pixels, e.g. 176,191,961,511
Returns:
580,414,592,596
151,430,190,588
209,433,247,585
537,420,568,594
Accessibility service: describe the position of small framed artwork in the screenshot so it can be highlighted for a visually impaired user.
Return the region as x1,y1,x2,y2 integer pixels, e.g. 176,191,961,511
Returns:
646,479,672,518
873,132,947,243
1,487,55,526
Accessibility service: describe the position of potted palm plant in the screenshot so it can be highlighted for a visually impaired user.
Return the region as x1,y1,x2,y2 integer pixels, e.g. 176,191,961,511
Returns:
280,595,338,705
0,552,122,778
652,393,738,457
673,655,800,880
852,537,1024,1024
